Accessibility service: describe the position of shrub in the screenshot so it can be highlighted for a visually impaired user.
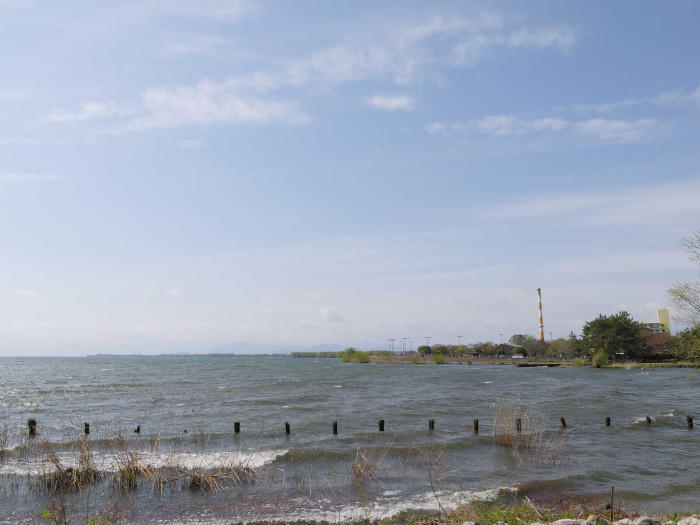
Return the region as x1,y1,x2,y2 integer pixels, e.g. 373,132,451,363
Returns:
410,355,420,364
592,349,609,367
432,352,445,364
341,348,370,363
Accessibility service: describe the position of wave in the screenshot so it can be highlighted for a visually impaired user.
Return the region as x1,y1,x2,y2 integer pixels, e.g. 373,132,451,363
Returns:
0,449,286,476
231,487,513,524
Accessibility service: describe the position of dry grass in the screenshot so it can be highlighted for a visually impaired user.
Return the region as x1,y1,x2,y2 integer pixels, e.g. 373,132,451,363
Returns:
39,439,98,492
351,446,382,485
109,437,153,491
491,396,568,463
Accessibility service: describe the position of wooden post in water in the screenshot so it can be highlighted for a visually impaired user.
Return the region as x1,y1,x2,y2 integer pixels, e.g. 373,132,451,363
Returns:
84,422,90,435
610,486,615,522
234,421,240,434
378,419,384,432
560,417,567,429
285,422,290,434
516,418,522,433
645,416,652,425
27,418,37,437
332,421,338,435
688,416,694,429
605,416,611,427
473,418,479,434
428,419,435,431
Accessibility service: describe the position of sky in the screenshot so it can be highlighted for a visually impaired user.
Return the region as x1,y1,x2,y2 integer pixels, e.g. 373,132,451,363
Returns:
0,1,699,355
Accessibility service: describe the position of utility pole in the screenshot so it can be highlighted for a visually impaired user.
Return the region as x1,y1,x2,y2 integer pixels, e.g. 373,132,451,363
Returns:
424,336,431,347
499,333,503,345
458,335,463,346
548,331,553,342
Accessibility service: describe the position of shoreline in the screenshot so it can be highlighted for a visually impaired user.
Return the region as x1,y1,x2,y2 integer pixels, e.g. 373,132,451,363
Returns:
364,356,700,368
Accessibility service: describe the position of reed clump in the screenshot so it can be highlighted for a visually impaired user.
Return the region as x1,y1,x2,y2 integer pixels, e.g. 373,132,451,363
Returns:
491,397,567,463
351,446,382,485
109,438,153,491
39,440,98,492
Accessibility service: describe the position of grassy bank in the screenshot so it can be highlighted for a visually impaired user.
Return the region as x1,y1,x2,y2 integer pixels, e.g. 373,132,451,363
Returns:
366,355,700,368
233,499,699,525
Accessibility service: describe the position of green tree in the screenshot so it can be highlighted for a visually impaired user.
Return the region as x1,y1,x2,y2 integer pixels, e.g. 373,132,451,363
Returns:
668,227,700,326
508,334,530,346
417,345,432,355
582,311,641,360
546,338,575,358
673,326,700,360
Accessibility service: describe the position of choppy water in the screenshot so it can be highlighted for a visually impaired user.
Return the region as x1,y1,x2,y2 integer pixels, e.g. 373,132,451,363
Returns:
0,356,698,523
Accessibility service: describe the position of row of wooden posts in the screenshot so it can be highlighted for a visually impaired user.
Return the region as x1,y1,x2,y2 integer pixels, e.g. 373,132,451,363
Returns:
25,415,694,438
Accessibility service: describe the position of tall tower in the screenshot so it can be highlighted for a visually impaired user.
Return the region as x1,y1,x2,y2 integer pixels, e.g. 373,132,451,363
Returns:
537,288,544,341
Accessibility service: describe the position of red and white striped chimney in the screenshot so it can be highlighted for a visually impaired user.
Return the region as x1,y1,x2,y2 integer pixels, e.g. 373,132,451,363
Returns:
537,288,544,342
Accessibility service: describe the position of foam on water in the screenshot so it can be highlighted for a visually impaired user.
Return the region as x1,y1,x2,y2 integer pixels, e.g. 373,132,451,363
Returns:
159,487,512,524
0,449,287,475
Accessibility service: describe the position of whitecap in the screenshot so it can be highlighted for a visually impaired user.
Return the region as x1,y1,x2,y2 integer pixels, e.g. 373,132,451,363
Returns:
255,487,512,523
333,385,342,388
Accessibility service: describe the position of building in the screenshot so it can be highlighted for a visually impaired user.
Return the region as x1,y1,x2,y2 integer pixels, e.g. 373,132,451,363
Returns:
640,308,671,334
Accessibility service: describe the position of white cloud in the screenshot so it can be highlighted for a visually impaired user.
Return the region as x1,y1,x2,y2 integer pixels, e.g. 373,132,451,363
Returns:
475,115,569,136
124,80,309,130
451,24,574,66
483,177,700,227
46,101,134,123
364,94,415,112
319,307,343,323
574,118,660,143
653,85,700,109
506,27,575,49
44,14,576,134
569,98,644,114
178,139,204,149
0,173,66,183
424,121,464,136
466,114,661,143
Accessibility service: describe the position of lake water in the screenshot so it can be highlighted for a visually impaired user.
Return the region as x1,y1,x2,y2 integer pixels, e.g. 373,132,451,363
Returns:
0,356,698,523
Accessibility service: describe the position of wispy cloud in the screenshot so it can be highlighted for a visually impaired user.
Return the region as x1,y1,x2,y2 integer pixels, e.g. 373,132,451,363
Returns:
653,85,700,109
364,94,415,111
451,24,574,66
424,121,464,136
483,177,700,227
574,118,661,143
556,84,700,114
124,81,310,130
45,13,575,133
46,101,135,123
476,115,569,136
178,139,204,149
429,114,664,144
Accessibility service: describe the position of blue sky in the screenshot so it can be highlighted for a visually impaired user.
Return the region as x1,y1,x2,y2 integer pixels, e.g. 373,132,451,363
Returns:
1,1,699,355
